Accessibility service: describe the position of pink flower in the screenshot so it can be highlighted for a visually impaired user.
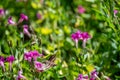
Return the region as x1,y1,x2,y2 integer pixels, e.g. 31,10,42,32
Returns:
24,52,32,62
0,56,5,71
91,69,98,76
18,13,28,23
78,6,85,14
36,13,42,19
8,17,16,25
71,30,82,41
77,74,88,80
20,13,28,20
34,61,44,72
90,69,98,80
29,50,42,60
71,30,91,48
24,50,42,62
16,70,26,80
114,10,118,16
0,9,5,17
23,25,31,37
81,32,91,48
6,55,15,63
71,30,82,48
6,55,15,71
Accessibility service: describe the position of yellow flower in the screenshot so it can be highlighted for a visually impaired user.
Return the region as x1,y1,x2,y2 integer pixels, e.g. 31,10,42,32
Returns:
86,64,94,72
41,27,52,35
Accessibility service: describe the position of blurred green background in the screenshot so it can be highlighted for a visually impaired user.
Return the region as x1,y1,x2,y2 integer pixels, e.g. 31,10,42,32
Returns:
0,0,120,80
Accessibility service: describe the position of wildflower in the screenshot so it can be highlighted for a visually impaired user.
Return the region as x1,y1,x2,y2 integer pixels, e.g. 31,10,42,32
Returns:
16,70,26,80
77,74,88,80
0,8,4,17
20,13,28,20
71,30,82,48
90,69,98,80
29,50,42,61
6,55,15,71
0,56,5,71
24,50,42,62
71,30,91,48
8,16,16,25
36,12,42,19
34,61,44,72
114,10,118,17
18,13,28,23
81,32,91,48
24,52,32,62
78,6,85,14
23,25,31,37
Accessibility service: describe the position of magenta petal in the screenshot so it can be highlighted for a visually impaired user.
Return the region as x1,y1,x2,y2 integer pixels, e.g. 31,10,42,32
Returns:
36,13,42,19
18,13,28,23
6,55,15,71
8,17,15,24
23,25,29,34
34,61,44,72
77,74,84,80
24,52,32,62
6,55,15,63
0,61,5,71
81,32,91,40
114,10,118,15
16,70,26,80
83,75,88,79
71,30,82,42
78,6,85,14
30,50,41,60
0,56,5,71
23,24,31,37
0,56,4,62
90,69,98,80
0,9,5,16
20,13,28,21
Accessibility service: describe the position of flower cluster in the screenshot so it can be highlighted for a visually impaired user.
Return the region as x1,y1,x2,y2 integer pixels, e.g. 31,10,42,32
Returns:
24,50,42,62
77,69,111,80
24,50,45,72
8,13,28,25
34,61,45,72
8,13,31,37
0,55,15,71
71,30,91,48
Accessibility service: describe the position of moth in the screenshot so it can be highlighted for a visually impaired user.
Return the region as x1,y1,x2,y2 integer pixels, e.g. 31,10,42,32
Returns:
43,54,56,69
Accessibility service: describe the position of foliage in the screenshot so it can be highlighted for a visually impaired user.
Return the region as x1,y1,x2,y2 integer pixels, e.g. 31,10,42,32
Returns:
0,0,120,80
